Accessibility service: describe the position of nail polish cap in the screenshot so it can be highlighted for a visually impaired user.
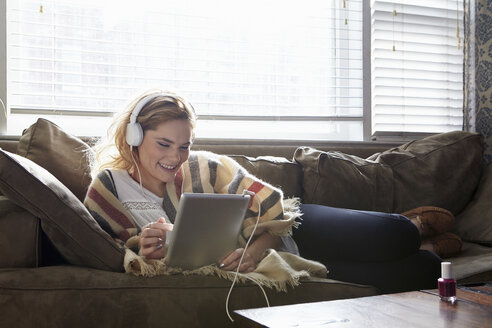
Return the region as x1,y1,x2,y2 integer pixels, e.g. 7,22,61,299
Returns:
441,262,454,279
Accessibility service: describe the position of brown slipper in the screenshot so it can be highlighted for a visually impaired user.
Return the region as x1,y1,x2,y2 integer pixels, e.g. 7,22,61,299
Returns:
423,232,463,259
401,206,454,238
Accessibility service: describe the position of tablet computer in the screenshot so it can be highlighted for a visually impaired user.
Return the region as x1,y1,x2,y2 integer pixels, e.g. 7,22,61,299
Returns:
164,193,250,270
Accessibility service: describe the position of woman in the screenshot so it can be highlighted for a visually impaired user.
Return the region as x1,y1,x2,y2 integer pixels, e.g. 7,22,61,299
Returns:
84,90,460,282
84,90,298,273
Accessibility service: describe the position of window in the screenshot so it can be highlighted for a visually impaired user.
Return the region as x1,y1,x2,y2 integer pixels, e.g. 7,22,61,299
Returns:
371,0,464,138
1,0,463,141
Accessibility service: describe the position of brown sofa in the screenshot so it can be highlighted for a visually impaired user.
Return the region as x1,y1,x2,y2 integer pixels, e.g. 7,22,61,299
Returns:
1,118,491,328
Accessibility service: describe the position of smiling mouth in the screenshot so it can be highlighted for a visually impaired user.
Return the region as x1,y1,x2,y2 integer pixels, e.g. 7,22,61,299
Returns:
159,163,178,170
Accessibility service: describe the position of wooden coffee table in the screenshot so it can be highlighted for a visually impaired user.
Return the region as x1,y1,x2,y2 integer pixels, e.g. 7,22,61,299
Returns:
233,283,492,327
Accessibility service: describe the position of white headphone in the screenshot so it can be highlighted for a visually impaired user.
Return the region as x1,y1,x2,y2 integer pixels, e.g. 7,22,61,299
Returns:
125,92,195,147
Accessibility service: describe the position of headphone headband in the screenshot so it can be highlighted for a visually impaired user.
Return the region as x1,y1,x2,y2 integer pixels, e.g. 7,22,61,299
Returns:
129,94,158,125
126,92,195,147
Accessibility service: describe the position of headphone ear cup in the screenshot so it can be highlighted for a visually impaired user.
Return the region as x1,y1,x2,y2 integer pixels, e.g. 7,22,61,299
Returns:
126,122,143,146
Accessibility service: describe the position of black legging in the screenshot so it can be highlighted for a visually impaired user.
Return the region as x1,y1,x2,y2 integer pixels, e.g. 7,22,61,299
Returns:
293,204,442,293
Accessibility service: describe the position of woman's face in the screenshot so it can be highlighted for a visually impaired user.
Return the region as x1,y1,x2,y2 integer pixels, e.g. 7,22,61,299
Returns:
135,119,193,196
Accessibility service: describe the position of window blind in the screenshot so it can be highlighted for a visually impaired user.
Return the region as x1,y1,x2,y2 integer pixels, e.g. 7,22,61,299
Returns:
371,0,464,136
6,0,364,140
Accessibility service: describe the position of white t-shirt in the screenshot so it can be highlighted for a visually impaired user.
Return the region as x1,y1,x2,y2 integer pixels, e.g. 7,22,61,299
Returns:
109,169,168,228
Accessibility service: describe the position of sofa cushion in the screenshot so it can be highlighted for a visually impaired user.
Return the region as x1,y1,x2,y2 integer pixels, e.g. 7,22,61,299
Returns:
0,266,378,328
369,131,483,214
455,163,492,245
229,155,302,199
293,148,393,212
295,131,483,214
0,197,40,268
0,149,124,271
16,118,93,202
447,242,492,282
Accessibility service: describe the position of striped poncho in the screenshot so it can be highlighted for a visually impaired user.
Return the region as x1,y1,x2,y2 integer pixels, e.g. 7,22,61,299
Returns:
84,150,299,251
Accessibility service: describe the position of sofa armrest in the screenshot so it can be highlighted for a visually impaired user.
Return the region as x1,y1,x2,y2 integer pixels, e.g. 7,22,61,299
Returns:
0,197,41,268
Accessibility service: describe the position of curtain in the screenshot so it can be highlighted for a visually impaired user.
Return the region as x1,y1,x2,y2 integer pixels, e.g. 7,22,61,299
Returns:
464,0,492,164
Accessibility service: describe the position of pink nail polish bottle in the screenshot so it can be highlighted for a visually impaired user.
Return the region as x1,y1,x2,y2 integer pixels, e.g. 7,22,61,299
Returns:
438,261,456,303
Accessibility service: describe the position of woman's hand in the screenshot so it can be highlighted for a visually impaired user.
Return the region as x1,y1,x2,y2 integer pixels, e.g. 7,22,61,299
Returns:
140,217,173,259
219,233,282,273
220,248,258,273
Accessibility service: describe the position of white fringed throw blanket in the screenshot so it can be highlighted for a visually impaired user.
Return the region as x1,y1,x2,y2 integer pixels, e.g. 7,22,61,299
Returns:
124,248,328,292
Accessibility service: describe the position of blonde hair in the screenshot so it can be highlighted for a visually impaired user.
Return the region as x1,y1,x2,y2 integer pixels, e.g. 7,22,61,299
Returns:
90,90,197,177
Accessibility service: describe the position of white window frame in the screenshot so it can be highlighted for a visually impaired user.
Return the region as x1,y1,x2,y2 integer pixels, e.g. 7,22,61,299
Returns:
0,0,7,134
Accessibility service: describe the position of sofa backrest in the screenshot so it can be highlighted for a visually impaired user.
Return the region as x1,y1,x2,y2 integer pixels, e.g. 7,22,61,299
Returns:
192,140,397,159
1,119,484,214
0,139,18,154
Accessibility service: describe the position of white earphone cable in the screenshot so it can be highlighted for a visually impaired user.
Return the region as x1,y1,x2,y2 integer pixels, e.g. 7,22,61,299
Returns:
130,145,151,203
225,191,270,322
131,140,269,320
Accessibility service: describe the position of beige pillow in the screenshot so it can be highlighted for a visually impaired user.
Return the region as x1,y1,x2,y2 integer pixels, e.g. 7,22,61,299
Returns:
0,197,41,268
294,148,394,212
369,131,483,215
0,149,124,271
455,163,492,245
17,118,93,202
295,131,483,215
